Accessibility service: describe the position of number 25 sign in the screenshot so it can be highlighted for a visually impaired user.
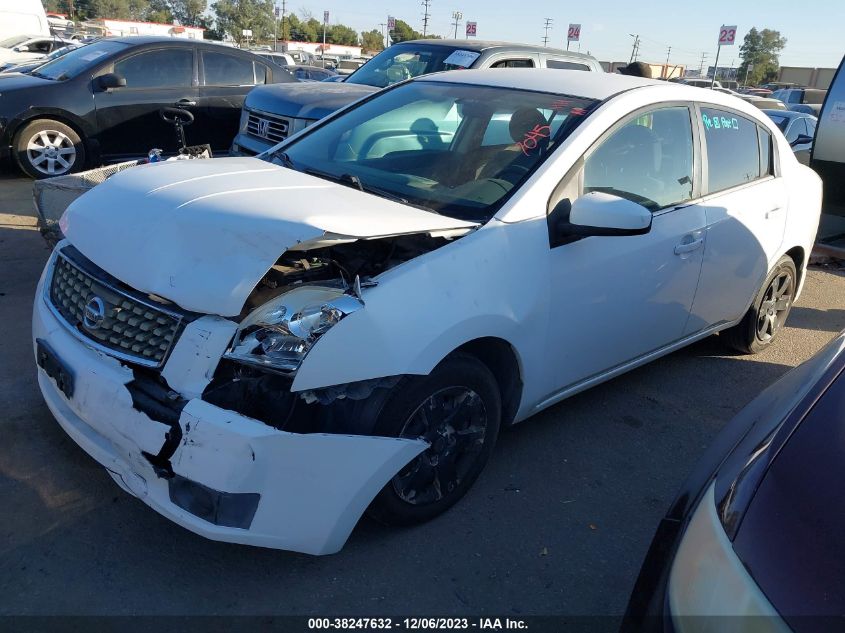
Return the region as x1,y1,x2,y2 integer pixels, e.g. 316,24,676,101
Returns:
718,25,737,46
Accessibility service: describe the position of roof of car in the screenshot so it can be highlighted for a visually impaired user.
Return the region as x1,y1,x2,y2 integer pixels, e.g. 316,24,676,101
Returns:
108,36,202,46
417,69,777,117
400,38,596,60
761,109,813,120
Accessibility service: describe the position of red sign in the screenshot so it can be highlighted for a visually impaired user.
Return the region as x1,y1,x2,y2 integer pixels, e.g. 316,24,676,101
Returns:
466,21,477,37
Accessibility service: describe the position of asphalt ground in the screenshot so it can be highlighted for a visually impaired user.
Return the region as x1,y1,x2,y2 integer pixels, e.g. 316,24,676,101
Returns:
1,167,844,618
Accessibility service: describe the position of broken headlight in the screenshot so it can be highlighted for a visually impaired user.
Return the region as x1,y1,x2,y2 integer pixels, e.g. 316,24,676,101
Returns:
224,287,363,373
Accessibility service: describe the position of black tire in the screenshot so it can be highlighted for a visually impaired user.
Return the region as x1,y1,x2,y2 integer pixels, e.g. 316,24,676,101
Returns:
367,353,502,526
723,255,797,354
14,119,86,179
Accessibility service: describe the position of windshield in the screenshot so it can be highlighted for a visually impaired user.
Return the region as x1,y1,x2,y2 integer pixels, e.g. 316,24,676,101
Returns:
264,81,599,223
346,43,482,88
0,35,32,49
32,40,126,81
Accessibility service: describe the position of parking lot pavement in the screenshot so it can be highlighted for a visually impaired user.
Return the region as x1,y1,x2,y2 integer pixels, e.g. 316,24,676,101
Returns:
1,167,844,617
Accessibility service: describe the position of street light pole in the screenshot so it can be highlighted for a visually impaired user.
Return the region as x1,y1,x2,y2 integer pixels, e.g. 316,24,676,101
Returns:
451,11,463,39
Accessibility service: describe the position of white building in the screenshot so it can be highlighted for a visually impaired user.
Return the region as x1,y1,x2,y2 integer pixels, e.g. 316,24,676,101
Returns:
82,19,204,39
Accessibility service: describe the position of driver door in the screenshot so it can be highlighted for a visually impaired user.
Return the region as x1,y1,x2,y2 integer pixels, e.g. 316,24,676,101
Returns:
544,105,708,393
93,47,198,159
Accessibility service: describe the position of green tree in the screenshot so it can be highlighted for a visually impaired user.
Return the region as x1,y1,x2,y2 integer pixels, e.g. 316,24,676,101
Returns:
328,24,358,46
169,0,206,26
212,0,274,43
738,27,787,86
389,18,420,43
361,29,384,52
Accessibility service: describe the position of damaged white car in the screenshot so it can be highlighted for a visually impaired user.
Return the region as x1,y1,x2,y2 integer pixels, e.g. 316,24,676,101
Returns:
33,70,822,554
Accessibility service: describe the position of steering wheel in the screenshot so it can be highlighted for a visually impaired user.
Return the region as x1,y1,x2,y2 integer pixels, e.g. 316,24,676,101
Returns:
159,107,195,126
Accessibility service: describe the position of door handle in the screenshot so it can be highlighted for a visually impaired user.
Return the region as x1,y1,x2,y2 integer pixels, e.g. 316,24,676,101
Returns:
765,207,783,219
674,238,704,255
175,98,197,107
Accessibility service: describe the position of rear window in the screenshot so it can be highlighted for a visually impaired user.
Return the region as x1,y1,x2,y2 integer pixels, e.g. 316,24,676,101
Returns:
546,59,590,71
203,50,256,85
701,107,760,193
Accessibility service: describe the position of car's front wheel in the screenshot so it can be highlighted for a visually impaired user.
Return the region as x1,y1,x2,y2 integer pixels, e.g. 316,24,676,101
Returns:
723,255,797,354
14,119,86,179
367,353,502,526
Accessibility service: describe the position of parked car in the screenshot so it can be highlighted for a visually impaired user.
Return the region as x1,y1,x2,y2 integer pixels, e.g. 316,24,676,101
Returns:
811,54,845,249
625,330,845,631
34,70,821,555
231,39,604,156
0,34,74,65
671,77,723,89
0,41,80,73
772,87,827,107
288,65,337,82
46,12,75,31
0,36,294,177
763,109,817,165
0,0,50,41
335,58,365,75
738,87,773,97
321,74,346,82
252,50,295,68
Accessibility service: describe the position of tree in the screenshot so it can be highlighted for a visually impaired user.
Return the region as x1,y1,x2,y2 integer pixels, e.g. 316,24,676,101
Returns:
212,0,274,43
390,18,420,43
738,27,787,86
170,0,206,26
361,29,384,52
328,24,358,46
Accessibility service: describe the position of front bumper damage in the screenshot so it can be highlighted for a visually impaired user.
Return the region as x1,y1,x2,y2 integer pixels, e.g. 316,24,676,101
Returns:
33,270,427,555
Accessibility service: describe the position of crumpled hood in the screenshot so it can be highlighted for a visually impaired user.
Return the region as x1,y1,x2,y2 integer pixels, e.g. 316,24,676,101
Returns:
62,157,477,317
244,81,378,120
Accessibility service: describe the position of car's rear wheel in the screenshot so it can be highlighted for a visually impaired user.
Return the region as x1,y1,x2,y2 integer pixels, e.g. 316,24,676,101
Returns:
367,353,501,526
14,119,86,179
723,255,797,354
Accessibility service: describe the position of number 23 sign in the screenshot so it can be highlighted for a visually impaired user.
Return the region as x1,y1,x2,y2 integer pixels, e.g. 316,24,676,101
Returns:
718,25,737,46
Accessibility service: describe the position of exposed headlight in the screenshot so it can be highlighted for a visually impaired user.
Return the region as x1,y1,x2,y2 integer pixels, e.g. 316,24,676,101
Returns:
224,286,363,373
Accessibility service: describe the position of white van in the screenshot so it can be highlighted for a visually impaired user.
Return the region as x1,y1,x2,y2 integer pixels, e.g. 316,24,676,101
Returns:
0,0,49,40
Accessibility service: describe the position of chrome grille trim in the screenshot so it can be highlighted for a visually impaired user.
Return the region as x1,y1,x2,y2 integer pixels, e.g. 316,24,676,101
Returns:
44,248,185,368
246,109,291,144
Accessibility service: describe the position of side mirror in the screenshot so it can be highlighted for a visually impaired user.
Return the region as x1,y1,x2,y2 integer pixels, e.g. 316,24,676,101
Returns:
553,191,653,240
96,72,126,91
790,133,813,147
14,45,30,52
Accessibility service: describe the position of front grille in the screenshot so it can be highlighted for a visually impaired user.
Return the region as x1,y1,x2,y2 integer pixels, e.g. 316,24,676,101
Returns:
48,249,184,367
246,111,291,144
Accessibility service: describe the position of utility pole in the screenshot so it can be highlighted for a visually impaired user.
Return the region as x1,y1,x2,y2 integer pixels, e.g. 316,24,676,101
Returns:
628,34,639,63
280,0,286,45
664,46,671,78
451,11,462,39
421,0,431,37
542,18,553,46
698,52,708,76
379,23,387,49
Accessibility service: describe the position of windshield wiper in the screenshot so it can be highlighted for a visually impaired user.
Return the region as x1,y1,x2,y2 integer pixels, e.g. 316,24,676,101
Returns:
303,167,433,210
271,150,296,170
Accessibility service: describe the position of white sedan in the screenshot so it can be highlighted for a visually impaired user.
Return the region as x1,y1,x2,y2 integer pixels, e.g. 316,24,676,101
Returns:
33,70,822,554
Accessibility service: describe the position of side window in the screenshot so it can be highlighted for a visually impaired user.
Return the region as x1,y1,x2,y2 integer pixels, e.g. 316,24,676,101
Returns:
701,107,760,193
759,126,773,177
491,58,534,68
254,62,268,84
546,59,590,71
114,49,193,88
583,106,694,211
806,118,817,135
202,51,256,86
785,118,806,143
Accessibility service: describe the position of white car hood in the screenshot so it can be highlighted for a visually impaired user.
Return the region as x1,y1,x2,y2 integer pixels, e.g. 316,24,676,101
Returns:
62,157,477,316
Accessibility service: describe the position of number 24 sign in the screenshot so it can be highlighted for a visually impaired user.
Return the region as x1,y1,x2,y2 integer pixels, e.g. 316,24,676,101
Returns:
718,25,737,46
568,24,581,42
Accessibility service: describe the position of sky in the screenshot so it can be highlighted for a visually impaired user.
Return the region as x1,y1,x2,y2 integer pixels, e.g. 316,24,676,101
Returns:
300,0,845,69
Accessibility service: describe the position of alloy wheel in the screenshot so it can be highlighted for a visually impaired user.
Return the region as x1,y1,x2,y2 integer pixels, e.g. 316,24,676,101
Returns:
26,130,76,176
392,386,488,505
756,270,794,343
